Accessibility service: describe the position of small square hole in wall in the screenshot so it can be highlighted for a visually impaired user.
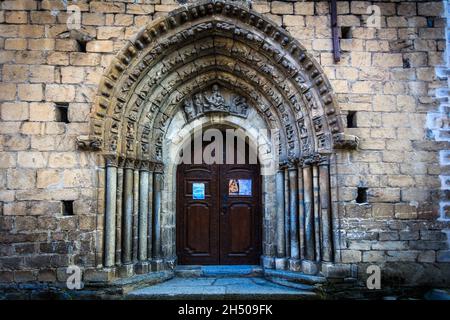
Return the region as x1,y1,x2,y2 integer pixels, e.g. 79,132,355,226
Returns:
347,111,357,128
356,187,368,204
402,57,411,69
341,26,352,39
76,39,87,53
427,17,434,28
62,200,74,216
55,103,69,123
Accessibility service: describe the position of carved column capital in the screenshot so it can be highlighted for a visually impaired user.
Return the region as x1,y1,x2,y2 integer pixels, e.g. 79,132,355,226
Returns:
139,160,151,171
302,153,323,166
318,154,330,166
104,154,119,167
287,157,299,170
124,158,137,169
151,161,164,173
278,161,289,170
118,156,126,168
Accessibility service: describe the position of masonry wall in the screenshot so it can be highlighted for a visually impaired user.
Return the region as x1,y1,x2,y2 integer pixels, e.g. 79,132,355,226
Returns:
0,0,449,286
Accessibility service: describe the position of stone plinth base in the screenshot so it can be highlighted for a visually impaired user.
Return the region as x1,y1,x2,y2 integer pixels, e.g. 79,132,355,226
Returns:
151,259,164,272
261,255,275,269
274,258,287,270
301,260,318,275
118,264,134,278
84,267,116,283
288,259,301,271
135,262,150,274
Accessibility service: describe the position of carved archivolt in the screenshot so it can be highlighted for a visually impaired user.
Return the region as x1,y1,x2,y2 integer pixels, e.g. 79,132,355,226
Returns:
182,84,250,121
89,0,344,164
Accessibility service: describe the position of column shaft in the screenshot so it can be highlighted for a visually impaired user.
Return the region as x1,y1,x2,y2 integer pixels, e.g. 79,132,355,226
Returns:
147,171,154,260
303,165,314,260
319,161,333,262
122,167,133,264
275,170,286,258
115,166,123,266
284,168,290,257
297,164,305,260
132,169,140,262
138,170,149,261
312,165,321,262
104,164,117,267
289,167,299,260
152,172,162,259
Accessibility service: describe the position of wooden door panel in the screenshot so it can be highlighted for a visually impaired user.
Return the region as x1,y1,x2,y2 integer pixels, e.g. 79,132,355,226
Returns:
228,202,252,253
219,164,261,264
185,203,211,254
177,164,219,264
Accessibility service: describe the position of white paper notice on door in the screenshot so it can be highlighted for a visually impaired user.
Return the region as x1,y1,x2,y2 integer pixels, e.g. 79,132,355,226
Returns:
192,182,205,199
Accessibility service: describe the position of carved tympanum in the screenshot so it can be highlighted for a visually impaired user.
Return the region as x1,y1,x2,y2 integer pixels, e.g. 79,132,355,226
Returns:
182,84,250,121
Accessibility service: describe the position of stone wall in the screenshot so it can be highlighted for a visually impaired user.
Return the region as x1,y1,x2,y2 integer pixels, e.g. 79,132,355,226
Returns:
0,0,449,287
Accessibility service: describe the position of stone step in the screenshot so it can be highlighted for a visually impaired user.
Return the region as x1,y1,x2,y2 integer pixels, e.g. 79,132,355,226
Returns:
175,265,263,278
263,269,327,287
126,277,318,300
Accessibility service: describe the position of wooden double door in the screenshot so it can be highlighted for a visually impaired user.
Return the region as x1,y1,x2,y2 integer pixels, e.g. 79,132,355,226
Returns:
176,163,261,265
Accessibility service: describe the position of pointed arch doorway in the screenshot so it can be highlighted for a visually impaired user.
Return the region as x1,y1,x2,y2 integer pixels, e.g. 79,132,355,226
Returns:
176,127,262,265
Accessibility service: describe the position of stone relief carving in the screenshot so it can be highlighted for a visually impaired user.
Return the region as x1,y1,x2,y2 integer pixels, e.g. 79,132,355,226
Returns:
181,84,250,121
92,1,346,164
76,135,103,151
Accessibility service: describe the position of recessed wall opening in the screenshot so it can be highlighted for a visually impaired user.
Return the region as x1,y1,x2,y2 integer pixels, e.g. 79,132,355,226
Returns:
62,200,74,216
356,187,368,204
427,17,434,28
346,111,357,128
341,26,352,39
55,103,69,123
403,57,411,69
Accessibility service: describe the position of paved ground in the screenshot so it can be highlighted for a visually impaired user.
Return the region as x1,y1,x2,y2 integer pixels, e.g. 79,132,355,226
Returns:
127,277,318,300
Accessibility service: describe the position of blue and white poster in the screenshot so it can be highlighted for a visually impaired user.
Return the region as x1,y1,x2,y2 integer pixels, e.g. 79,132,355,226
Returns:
192,183,205,199
228,179,252,196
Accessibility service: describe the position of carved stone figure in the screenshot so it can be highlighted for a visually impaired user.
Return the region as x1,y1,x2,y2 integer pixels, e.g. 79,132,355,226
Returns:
181,84,251,121
183,99,196,120
232,95,249,116
205,84,226,111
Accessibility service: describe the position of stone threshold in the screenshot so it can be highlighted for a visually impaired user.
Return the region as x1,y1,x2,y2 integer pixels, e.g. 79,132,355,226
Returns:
175,265,263,278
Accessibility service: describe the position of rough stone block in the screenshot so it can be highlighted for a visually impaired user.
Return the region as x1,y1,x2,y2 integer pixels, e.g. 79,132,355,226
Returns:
86,40,114,53
18,84,43,102
1,102,29,121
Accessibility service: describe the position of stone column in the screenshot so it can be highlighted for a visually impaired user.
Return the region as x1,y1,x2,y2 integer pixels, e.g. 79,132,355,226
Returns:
283,167,290,261
136,161,149,273
297,161,305,260
312,164,321,262
104,156,117,268
302,163,314,261
147,165,154,263
115,158,124,266
288,163,300,271
152,162,164,271
274,169,286,269
319,156,333,262
132,167,140,263
120,158,134,276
